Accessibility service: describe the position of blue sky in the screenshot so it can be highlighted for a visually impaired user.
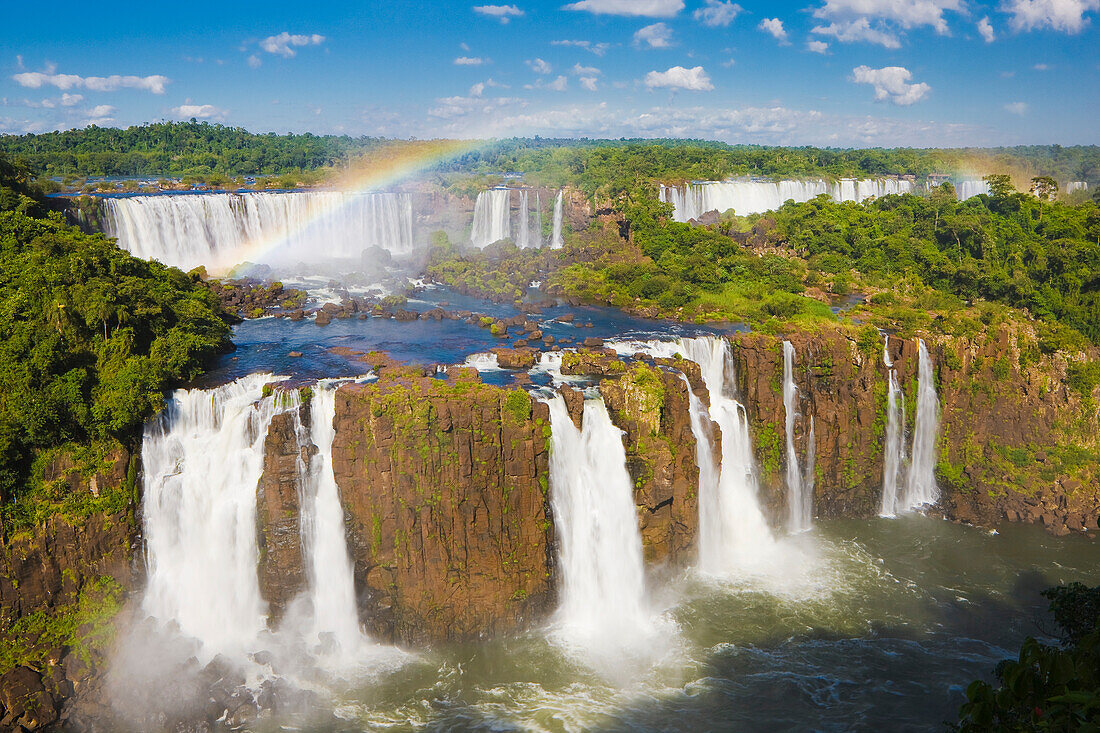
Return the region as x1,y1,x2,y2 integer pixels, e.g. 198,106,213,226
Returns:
2,0,1098,146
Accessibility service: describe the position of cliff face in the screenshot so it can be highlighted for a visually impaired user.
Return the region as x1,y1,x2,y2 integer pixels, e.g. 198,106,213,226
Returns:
729,325,1100,535
329,370,555,645
601,363,700,565
256,405,308,622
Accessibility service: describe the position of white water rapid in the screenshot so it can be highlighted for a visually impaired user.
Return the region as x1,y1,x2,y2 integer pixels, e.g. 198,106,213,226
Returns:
470,189,511,247
551,190,564,249
659,178,912,222
103,191,414,272
141,373,287,660
903,339,941,509
782,341,812,532
546,393,653,654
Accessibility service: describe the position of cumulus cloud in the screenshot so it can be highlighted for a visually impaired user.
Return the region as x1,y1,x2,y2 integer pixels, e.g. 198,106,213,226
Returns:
172,103,226,119
1003,0,1099,32
851,65,931,105
454,56,485,65
579,76,599,91
550,39,612,55
572,63,601,75
693,0,743,26
1004,101,1029,114
247,54,262,68
527,58,553,74
12,70,170,94
644,65,714,91
546,75,569,91
85,104,115,123
634,22,675,48
563,0,684,17
978,16,997,40
812,18,901,47
812,0,964,33
759,18,790,42
258,32,325,58
60,93,83,106
807,40,831,52
473,4,525,22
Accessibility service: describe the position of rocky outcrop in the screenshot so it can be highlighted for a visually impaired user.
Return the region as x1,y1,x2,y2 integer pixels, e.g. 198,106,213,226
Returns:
329,371,555,645
256,405,308,621
729,324,1100,534
601,364,700,565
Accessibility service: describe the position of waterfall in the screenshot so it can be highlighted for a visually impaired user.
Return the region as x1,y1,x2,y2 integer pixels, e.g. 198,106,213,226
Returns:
880,368,908,516
609,336,774,571
659,178,912,222
470,189,511,247
803,417,816,504
783,341,812,532
516,190,530,249
904,339,940,509
534,192,543,248
298,381,363,653
102,191,415,271
551,190,564,249
141,373,287,659
546,393,649,646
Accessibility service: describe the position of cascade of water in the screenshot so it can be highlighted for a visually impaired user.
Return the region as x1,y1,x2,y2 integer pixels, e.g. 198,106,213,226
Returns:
141,373,288,659
904,339,940,509
551,190,564,249
880,368,908,516
470,189,511,247
609,336,775,570
533,192,543,248
659,178,913,222
298,382,363,652
516,190,530,249
102,191,414,271
783,341,812,531
545,393,649,644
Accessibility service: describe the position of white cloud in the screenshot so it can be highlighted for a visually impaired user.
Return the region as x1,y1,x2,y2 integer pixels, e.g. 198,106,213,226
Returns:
851,65,931,105
172,103,226,119
454,56,485,65
258,32,325,58
428,91,523,119
634,22,675,48
473,4,525,22
572,63,602,75
807,40,831,52
580,76,599,91
12,70,170,94
978,16,997,40
644,65,714,91
85,104,115,125
247,54,262,69
759,18,790,43
1002,0,1099,33
693,0,743,26
812,18,901,47
812,0,964,33
468,78,505,97
547,75,569,91
551,39,612,55
1004,101,1029,114
60,93,83,106
563,0,684,17
1034,62,1051,69
527,57,553,74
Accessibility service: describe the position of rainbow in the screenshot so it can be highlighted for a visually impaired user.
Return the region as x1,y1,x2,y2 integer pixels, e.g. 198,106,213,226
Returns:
208,137,488,272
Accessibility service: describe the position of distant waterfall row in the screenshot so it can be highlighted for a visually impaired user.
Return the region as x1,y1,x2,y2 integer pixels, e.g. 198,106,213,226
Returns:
102,191,415,271
141,375,370,667
659,178,913,222
470,189,564,249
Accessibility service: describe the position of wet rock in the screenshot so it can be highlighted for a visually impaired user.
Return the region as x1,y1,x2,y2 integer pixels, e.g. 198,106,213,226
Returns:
314,311,332,326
